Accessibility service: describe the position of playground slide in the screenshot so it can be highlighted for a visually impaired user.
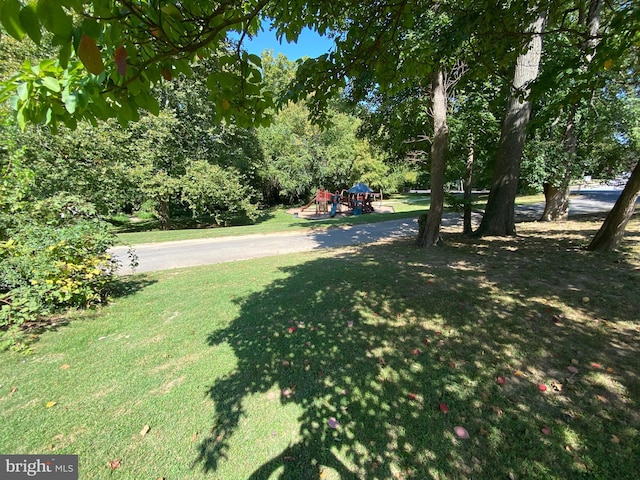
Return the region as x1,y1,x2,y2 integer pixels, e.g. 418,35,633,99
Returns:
330,203,337,217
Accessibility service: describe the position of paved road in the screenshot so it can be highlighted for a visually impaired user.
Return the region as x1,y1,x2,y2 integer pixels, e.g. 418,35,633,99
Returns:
110,188,630,274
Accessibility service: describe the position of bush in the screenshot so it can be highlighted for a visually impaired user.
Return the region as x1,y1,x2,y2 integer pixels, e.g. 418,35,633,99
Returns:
0,194,119,351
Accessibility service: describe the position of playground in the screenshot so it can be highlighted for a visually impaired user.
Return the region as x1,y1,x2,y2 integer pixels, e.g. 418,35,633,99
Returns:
290,183,394,220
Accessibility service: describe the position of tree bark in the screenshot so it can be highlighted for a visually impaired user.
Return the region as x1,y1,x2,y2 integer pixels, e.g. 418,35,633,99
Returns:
463,134,474,235
588,161,640,252
540,180,571,221
157,196,171,230
474,10,546,237
416,70,448,247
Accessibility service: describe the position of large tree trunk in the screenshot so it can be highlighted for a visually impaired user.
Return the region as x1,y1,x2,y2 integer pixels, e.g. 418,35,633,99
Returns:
474,10,546,237
416,70,448,247
463,134,474,235
588,161,640,252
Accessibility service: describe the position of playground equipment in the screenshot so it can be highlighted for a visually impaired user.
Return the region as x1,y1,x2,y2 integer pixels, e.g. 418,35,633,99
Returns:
299,183,382,218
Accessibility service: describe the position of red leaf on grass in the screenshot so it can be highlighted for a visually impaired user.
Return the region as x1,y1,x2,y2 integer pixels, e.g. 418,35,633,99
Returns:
538,384,547,392
412,348,420,356
439,402,449,414
108,459,121,470
288,327,296,333
453,426,469,439
591,362,601,368
408,393,417,400
541,426,551,435
497,376,506,385
327,417,340,429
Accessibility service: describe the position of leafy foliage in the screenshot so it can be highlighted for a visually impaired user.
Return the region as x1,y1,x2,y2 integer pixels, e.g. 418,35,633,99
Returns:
0,190,118,351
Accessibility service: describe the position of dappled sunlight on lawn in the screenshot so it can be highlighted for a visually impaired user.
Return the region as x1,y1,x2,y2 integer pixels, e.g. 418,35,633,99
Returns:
195,218,640,479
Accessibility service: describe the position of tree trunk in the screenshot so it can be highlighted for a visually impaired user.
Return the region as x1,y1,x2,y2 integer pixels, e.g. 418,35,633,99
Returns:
416,70,448,247
588,161,640,252
474,10,546,237
463,134,474,235
540,180,571,221
157,196,171,230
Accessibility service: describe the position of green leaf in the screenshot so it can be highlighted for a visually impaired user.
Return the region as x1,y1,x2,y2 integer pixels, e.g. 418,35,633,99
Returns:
80,18,101,38
1,0,26,40
37,0,73,38
19,3,41,44
17,83,29,101
41,77,61,93
63,92,78,113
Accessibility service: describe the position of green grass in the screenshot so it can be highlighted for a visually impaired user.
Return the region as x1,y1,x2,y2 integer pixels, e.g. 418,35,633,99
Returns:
3,214,639,479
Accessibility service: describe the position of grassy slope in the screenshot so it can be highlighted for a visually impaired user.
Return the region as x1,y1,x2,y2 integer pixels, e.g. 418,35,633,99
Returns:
1,213,638,479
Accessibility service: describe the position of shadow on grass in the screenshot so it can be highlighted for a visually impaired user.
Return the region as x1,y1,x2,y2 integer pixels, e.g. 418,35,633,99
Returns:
195,219,640,479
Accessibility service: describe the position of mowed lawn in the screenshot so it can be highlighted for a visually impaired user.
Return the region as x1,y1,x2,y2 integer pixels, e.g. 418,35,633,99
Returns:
1,215,639,479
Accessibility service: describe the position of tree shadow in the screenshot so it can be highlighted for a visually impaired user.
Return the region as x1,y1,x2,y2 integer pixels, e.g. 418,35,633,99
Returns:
193,221,640,478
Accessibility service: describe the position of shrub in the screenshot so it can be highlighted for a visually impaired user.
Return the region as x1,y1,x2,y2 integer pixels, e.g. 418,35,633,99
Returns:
0,194,119,351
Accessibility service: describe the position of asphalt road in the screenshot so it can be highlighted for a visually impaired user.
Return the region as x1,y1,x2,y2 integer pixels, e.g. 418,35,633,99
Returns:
110,188,631,274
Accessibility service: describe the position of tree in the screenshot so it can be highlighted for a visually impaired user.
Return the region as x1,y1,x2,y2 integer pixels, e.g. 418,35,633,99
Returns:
0,0,275,128
474,7,547,237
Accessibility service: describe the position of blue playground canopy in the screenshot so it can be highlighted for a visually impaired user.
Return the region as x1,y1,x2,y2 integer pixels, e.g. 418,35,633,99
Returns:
347,183,373,193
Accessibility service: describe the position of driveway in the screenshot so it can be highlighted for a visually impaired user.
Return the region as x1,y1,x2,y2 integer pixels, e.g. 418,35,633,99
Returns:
110,188,631,274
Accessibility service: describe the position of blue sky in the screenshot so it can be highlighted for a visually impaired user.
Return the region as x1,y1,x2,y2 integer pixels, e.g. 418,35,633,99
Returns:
239,25,335,61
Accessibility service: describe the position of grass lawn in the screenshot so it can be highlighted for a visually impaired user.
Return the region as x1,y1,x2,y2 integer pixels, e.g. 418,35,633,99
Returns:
2,213,639,479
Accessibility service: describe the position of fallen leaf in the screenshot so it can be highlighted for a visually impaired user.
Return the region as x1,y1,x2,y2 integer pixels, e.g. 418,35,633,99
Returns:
347,321,354,328
436,331,441,336
281,360,290,367
423,338,430,345
606,367,615,373
288,326,296,333
591,362,601,368
571,359,579,365
611,434,620,444
513,370,524,377
541,426,551,435
567,366,579,374
439,402,449,414
538,384,547,392
327,417,340,429
108,459,121,470
140,425,150,436
453,426,469,439
191,432,197,443
595,394,608,403
412,349,420,356
46,401,57,408
60,364,70,370
497,376,506,385
408,393,417,400
9,386,17,394
282,387,293,398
